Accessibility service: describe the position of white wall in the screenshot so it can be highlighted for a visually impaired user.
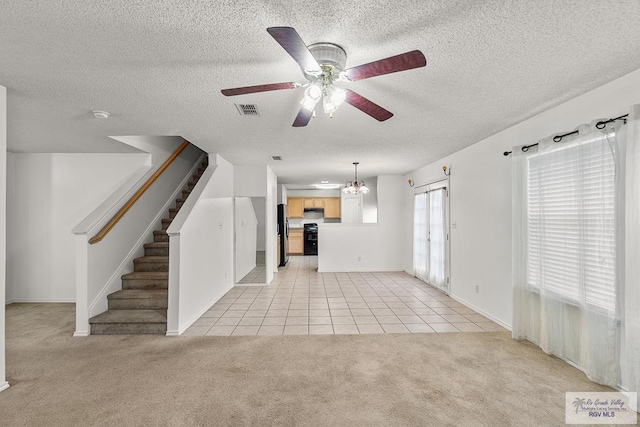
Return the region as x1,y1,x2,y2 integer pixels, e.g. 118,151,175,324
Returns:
6,153,148,302
0,85,9,392
234,165,267,197
266,166,277,280
405,67,640,328
362,185,378,223
277,184,287,204
166,154,235,335
234,165,277,282
176,198,234,333
318,176,405,272
234,197,257,280
250,197,266,250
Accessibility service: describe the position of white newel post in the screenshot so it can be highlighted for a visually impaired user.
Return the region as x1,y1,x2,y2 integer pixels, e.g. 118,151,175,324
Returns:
165,232,181,336
73,233,90,336
1,85,9,392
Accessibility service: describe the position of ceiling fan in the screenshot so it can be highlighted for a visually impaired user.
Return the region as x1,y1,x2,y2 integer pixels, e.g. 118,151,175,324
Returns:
221,27,427,127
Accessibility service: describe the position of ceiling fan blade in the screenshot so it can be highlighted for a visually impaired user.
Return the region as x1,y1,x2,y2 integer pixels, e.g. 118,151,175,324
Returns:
344,90,393,122
221,82,298,96
267,27,322,74
343,50,426,81
292,106,313,127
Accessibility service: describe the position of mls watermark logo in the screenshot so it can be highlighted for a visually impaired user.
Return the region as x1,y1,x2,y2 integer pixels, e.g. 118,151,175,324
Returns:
566,392,638,424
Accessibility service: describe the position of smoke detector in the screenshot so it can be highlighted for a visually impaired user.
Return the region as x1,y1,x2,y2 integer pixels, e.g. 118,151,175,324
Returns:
92,110,110,119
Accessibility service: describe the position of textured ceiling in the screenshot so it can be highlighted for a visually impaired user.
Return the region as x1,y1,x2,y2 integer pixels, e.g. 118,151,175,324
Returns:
2,1,640,186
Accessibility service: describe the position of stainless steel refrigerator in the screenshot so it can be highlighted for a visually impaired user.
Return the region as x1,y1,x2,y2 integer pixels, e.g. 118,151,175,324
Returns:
277,204,289,266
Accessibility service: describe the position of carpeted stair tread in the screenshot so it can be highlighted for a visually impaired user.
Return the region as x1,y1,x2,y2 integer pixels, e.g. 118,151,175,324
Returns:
122,271,168,280
143,242,169,249
108,290,167,300
134,256,169,262
89,309,167,324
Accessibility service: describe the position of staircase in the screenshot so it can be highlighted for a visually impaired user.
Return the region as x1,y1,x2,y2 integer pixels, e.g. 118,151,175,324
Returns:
89,158,208,334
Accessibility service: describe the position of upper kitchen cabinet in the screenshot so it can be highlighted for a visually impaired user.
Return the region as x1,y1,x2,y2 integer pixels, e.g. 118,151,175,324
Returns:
288,196,341,218
287,198,304,218
324,198,340,218
304,198,325,208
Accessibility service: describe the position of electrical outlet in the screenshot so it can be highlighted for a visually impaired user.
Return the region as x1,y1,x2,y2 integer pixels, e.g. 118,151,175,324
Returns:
475,285,479,293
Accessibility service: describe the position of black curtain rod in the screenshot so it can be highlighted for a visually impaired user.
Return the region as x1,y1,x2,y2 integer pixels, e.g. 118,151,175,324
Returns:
503,114,628,156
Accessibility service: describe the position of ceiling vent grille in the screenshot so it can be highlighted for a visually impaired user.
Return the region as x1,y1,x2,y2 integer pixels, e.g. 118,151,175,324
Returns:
270,155,283,161
235,104,259,116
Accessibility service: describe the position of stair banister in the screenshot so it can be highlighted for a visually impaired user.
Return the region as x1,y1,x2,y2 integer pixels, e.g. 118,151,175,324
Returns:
89,140,189,244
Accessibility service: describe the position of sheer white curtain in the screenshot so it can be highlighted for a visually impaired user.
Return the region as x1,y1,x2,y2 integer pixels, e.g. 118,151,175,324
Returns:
428,189,447,292
512,119,622,387
625,105,640,410
413,193,428,282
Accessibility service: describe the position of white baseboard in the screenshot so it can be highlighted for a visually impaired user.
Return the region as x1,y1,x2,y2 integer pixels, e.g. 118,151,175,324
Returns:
73,331,90,337
235,282,268,287
6,299,75,304
0,382,9,393
449,294,512,330
317,267,404,273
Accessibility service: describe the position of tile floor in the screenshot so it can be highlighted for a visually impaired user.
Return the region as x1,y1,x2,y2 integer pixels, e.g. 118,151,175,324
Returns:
237,251,266,284
184,256,506,336
237,264,266,284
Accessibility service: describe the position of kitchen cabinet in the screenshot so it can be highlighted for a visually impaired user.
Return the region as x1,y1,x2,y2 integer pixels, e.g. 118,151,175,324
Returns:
289,230,304,255
287,198,304,218
324,197,340,218
304,198,325,208
288,197,341,219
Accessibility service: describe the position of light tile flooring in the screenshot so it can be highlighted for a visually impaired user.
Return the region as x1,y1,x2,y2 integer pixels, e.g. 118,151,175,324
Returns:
237,251,266,284
184,256,506,336
237,264,266,284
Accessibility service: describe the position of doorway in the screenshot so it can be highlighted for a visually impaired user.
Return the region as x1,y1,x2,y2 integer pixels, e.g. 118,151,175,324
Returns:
234,197,266,284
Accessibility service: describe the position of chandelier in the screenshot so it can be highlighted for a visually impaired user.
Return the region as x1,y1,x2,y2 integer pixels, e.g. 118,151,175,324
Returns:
343,162,369,194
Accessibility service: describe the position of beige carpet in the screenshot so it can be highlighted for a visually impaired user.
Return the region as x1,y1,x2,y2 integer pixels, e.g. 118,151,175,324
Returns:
0,303,617,426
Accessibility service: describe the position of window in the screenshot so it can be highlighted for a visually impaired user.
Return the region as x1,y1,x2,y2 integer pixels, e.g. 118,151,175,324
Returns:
525,132,616,313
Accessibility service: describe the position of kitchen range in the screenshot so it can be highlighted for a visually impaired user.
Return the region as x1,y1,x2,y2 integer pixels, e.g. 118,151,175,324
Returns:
303,223,318,255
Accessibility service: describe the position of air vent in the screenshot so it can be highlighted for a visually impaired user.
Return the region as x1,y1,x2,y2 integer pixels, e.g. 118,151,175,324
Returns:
270,156,283,161
235,104,260,116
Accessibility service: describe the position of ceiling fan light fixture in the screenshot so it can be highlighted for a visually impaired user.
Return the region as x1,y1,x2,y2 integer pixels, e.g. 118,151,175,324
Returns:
307,84,322,100
300,83,322,111
221,27,427,127
332,87,346,106
323,95,337,114
300,96,319,112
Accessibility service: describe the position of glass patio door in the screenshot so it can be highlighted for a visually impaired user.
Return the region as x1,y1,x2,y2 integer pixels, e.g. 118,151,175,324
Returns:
413,185,448,293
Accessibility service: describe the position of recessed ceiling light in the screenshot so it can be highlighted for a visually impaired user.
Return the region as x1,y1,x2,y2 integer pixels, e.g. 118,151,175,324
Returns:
92,110,110,119
315,183,341,189
320,180,329,184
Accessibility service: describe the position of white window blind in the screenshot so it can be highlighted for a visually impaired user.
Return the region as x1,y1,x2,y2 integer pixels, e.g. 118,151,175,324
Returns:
526,133,616,313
